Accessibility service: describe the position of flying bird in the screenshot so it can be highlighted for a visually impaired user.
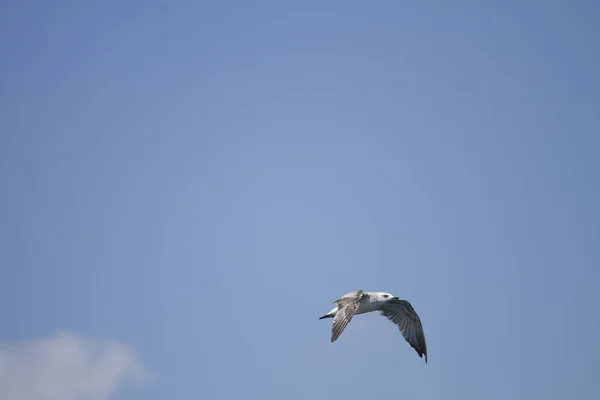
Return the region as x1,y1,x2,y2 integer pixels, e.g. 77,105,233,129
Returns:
319,290,428,363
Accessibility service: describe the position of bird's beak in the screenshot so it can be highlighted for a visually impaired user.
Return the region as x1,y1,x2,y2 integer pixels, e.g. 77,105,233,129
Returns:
391,297,399,300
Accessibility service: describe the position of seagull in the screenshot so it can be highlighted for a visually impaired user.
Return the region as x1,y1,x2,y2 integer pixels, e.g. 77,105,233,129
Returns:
319,290,428,363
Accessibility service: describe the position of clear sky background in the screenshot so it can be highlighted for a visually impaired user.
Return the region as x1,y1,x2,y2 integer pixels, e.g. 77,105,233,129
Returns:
1,1,599,399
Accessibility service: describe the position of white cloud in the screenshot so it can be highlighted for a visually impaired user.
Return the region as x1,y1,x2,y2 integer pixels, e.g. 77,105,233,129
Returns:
0,331,151,400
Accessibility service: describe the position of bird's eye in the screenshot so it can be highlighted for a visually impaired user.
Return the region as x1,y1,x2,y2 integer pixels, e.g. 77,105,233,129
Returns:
383,295,389,298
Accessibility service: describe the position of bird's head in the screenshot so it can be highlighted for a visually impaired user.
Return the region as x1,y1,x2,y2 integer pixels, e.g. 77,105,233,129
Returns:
371,292,399,306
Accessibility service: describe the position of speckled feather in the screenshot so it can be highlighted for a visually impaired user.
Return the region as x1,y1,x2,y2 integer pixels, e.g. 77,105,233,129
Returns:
330,290,364,342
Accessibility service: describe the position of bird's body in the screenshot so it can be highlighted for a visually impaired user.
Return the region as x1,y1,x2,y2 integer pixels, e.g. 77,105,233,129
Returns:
320,290,391,317
319,290,428,363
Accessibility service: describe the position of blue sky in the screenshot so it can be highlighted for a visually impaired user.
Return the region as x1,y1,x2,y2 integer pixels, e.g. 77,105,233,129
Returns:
1,1,599,399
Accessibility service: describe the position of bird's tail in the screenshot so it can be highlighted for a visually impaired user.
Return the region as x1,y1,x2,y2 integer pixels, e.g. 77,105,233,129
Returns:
319,306,338,320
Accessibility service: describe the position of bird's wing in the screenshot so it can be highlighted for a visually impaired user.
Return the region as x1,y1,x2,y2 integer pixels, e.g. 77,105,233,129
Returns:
331,290,363,343
335,290,362,302
379,299,428,363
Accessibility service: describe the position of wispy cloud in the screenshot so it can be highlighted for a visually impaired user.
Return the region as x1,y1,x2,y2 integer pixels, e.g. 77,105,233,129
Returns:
0,331,151,400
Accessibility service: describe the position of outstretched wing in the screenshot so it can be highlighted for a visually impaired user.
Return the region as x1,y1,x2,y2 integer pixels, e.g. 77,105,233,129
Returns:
331,290,364,343
380,299,428,363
